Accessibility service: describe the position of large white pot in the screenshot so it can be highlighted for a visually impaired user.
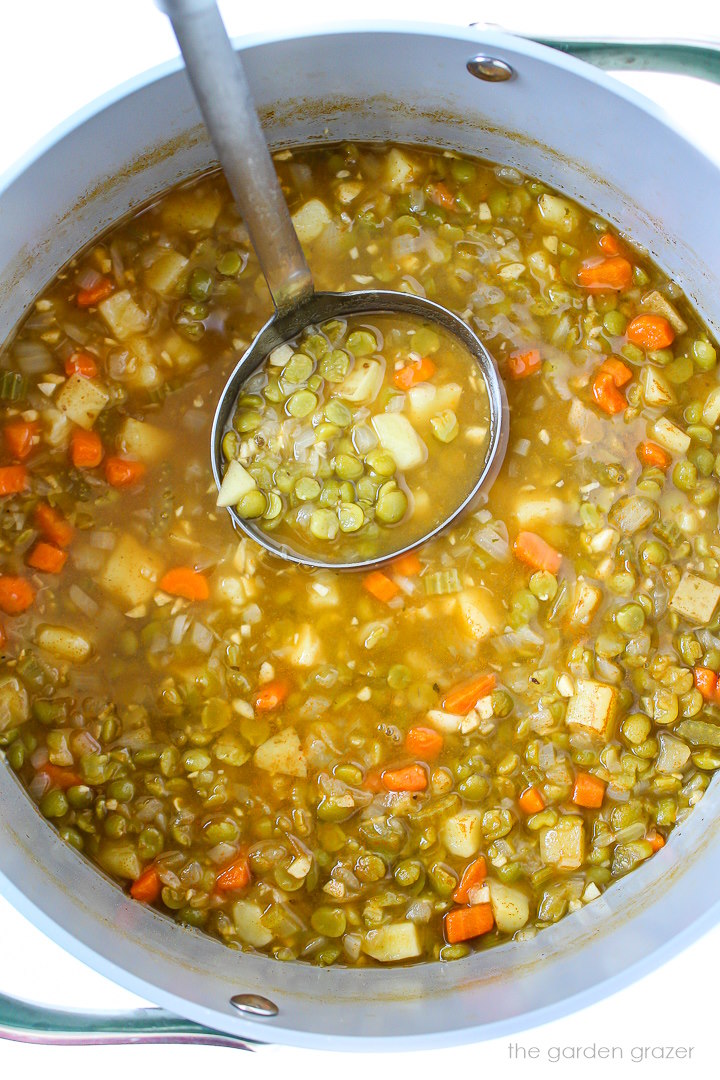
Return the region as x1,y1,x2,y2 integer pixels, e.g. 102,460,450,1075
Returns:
1,22,720,1052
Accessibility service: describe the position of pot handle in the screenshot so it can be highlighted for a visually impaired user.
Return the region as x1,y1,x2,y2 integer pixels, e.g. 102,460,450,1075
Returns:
0,990,257,1049
529,37,720,85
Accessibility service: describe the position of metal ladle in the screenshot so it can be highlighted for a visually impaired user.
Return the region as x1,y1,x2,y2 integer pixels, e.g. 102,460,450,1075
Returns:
158,0,508,570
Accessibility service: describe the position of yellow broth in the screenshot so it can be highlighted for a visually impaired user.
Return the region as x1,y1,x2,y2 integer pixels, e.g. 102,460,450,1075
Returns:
0,143,719,967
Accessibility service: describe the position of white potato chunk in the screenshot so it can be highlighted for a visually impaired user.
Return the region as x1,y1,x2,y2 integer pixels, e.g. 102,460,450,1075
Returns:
442,810,483,857
384,148,417,189
55,374,109,430
216,461,257,507
489,880,530,933
641,367,675,408
426,708,465,734
656,733,692,774
232,900,273,947
650,417,690,455
291,198,332,244
336,181,364,204
253,727,307,778
98,532,164,608
98,290,149,340
362,921,421,962
640,289,688,335
567,577,603,628
670,571,720,624
703,386,720,428
144,249,189,295
35,625,92,663
456,587,502,642
117,418,170,463
565,679,617,738
161,189,223,232
536,193,579,234
161,330,201,372
285,623,323,668
540,816,585,870
514,491,567,528
372,413,427,470
407,382,462,423
339,360,383,403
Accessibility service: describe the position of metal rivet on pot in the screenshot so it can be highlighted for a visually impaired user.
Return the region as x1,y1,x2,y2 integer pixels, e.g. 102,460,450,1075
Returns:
230,993,279,1018
466,56,514,82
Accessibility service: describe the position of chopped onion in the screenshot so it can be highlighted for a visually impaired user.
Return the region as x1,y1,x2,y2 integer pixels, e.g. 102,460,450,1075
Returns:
472,521,510,561
514,438,531,457
170,613,190,645
30,746,49,770
208,842,239,865
13,340,53,374
385,393,405,413
352,423,377,455
406,899,433,923
75,267,104,290
89,530,117,550
400,274,426,298
243,603,262,625
391,233,425,258
28,773,50,800
69,584,99,619
191,620,214,653
182,409,208,432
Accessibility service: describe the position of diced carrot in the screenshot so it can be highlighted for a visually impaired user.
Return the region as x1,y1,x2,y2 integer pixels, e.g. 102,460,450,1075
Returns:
65,351,99,378
105,457,146,487
0,622,6,649
600,357,633,387
626,313,675,350
637,441,671,470
26,542,67,574
382,764,427,792
442,673,496,715
591,370,626,415
513,531,562,574
647,830,666,853
76,276,113,308
38,763,82,790
0,464,27,495
428,181,455,210
363,570,400,604
362,769,384,793
393,551,422,577
0,576,34,615
130,866,161,903
518,786,545,814
392,357,436,390
404,726,444,760
159,566,209,602
4,420,38,460
598,233,626,257
34,503,73,548
508,349,541,380
445,903,494,944
572,772,606,809
694,667,719,701
216,856,251,892
577,256,633,292
70,429,104,469
254,679,289,712
452,856,487,904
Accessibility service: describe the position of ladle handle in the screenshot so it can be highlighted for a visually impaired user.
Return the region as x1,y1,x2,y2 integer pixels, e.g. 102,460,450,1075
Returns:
156,0,314,314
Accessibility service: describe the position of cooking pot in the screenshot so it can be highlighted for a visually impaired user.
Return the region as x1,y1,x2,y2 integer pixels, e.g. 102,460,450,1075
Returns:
1,22,720,1052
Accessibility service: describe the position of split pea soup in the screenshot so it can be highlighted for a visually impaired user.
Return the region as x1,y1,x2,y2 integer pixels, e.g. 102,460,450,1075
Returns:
218,313,492,562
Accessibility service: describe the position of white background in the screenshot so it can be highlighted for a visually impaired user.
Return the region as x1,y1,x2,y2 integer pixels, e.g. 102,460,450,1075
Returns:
1,0,719,1076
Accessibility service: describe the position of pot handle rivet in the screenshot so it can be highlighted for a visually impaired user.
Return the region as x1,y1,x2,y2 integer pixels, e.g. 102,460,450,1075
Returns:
466,56,515,82
230,994,279,1018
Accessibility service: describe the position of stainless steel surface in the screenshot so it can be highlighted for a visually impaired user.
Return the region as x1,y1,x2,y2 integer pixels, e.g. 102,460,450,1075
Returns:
158,0,508,568
466,55,515,81
230,994,279,1018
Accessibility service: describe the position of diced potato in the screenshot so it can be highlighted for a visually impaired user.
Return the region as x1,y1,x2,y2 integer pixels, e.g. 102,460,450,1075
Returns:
291,198,332,244
407,382,461,423
702,386,720,427
216,460,257,507
161,189,223,232
608,495,658,535
144,249,189,295
41,407,71,450
98,532,164,608
117,417,170,463
670,571,720,624
456,587,502,642
161,331,201,372
640,289,688,335
362,921,421,962
339,360,383,403
442,810,483,857
253,727,307,778
372,413,427,470
285,623,323,667
656,733,692,774
540,817,585,870
565,679,617,738
536,194,579,234
488,880,530,933
514,491,567,528
567,577,603,628
98,290,149,340
650,417,691,455
426,708,464,734
384,148,417,189
0,675,29,733
55,374,109,430
641,366,675,408
307,574,341,608
232,899,273,947
335,181,364,204
35,624,92,663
